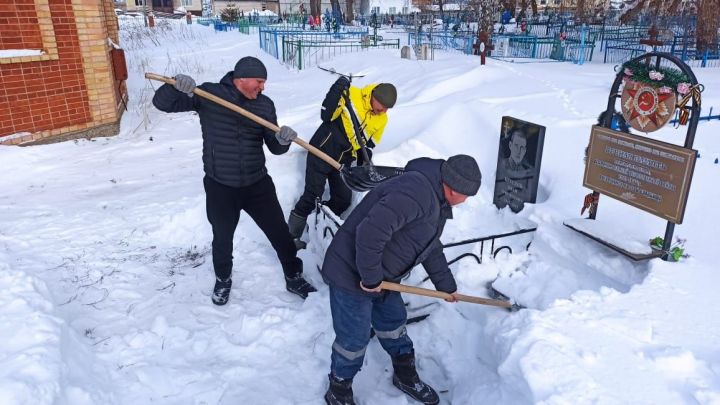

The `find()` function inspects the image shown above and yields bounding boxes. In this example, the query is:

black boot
[211,277,232,306]
[391,351,439,405]
[324,374,355,405]
[288,211,308,250]
[285,274,317,299]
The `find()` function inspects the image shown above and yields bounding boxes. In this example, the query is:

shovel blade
[340,165,405,192]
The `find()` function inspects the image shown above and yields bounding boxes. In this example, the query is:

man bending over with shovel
[152,56,316,305]
[288,76,397,250]
[320,154,482,405]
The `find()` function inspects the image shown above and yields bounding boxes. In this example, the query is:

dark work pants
[329,285,414,380]
[203,175,302,281]
[293,153,352,218]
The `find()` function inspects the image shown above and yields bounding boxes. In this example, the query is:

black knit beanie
[372,83,397,108]
[441,154,482,196]
[233,56,267,79]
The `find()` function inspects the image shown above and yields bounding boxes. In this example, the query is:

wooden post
[475,31,494,65]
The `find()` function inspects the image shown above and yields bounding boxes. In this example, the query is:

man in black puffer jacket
[321,155,482,405]
[152,56,316,305]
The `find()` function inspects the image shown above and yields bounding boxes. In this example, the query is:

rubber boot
[324,374,355,405]
[288,210,308,250]
[391,351,439,405]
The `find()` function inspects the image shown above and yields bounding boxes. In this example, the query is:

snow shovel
[144,73,401,192]
[380,281,521,310]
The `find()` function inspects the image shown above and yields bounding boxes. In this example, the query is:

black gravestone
[493,116,546,213]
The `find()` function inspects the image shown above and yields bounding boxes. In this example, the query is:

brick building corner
[0,0,128,146]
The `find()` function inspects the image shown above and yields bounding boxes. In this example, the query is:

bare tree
[518,0,528,19]
[664,0,683,15]
[574,0,586,21]
[310,0,321,19]
[467,0,502,36]
[359,0,369,15]
[330,0,340,15]
[648,0,663,11]
[507,0,518,16]
[619,0,647,24]
[697,0,720,53]
[346,0,354,21]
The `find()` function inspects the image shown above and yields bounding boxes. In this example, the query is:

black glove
[356,146,373,166]
[321,77,351,122]
[335,76,351,92]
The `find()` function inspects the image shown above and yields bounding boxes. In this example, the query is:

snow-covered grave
[2,15,720,405]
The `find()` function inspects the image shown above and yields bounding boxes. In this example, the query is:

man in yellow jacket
[288,77,397,249]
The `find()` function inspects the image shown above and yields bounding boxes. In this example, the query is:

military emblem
[621,80,675,132]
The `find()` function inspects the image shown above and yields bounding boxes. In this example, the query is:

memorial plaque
[583,125,696,224]
[493,116,546,213]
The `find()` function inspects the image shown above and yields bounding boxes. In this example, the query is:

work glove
[356,147,373,166]
[173,74,196,96]
[335,76,351,92]
[320,77,351,122]
[275,125,298,145]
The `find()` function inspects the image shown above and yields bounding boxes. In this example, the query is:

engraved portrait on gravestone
[502,129,534,173]
[494,117,546,213]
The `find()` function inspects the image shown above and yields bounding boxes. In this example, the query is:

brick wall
[0,0,126,145]
[0,0,44,50]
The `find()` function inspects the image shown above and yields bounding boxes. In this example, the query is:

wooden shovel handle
[380,281,512,309]
[144,72,342,170]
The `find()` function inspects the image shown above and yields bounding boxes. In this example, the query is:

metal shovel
[144,73,402,192]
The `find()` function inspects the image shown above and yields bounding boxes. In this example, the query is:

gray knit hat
[441,154,481,196]
[233,56,267,79]
[372,83,397,108]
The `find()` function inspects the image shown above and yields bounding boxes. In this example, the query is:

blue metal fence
[603,38,719,68]
[282,38,400,70]
[259,28,369,59]
[492,33,595,63]
[407,31,475,54]
[669,35,720,68]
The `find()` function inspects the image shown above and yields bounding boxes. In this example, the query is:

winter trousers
[292,153,352,218]
[329,285,414,380]
[203,175,302,280]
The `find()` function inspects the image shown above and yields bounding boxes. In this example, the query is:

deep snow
[1,17,720,405]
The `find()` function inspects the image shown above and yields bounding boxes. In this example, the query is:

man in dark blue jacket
[152,57,316,305]
[321,155,482,405]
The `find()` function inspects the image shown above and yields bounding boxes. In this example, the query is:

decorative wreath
[620,60,691,95]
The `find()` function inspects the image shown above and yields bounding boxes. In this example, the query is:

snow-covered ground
[1,18,720,405]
